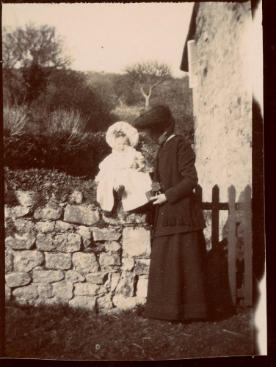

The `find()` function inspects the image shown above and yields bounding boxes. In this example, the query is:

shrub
[46,109,87,137]
[4,131,111,177]
[3,104,28,136]
[4,167,97,205]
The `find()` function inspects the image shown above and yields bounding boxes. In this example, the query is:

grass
[5,302,255,360]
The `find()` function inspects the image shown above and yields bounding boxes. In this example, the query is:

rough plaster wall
[192,2,252,207]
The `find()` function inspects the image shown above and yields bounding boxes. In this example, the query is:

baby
[95,121,152,212]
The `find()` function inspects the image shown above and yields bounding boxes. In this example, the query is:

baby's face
[114,136,129,151]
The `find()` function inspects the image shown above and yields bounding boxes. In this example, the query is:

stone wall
[5,190,151,312]
[189,2,252,242]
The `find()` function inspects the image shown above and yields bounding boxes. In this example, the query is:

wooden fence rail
[195,184,252,307]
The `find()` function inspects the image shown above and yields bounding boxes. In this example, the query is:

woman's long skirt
[144,231,208,321]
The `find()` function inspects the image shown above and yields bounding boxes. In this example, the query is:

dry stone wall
[5,190,151,313]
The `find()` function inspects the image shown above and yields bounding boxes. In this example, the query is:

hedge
[4,132,111,177]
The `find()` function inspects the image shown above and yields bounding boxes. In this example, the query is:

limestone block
[13,218,34,233]
[99,253,121,268]
[134,259,150,275]
[45,253,72,270]
[34,206,62,221]
[77,226,91,240]
[4,206,11,218]
[5,272,31,287]
[14,250,44,272]
[5,285,11,301]
[34,297,59,306]
[74,283,100,296]
[10,206,31,218]
[97,294,114,310]
[33,269,64,283]
[104,241,121,253]
[122,258,135,272]
[54,233,81,253]
[92,228,121,242]
[65,233,82,252]
[77,226,92,248]
[69,190,83,204]
[135,297,147,305]
[35,221,55,233]
[36,233,56,251]
[5,250,13,273]
[72,252,99,274]
[85,272,108,284]
[37,283,53,299]
[64,205,99,226]
[13,284,38,301]
[15,190,38,207]
[136,276,148,298]
[115,272,134,297]
[112,295,139,310]
[122,227,151,258]
[69,296,96,310]
[110,272,121,292]
[52,281,73,301]
[55,221,74,232]
[5,233,35,250]
[65,270,85,283]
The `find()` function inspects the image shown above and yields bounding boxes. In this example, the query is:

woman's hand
[150,193,167,205]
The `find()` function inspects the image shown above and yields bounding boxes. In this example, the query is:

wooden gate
[195,184,253,307]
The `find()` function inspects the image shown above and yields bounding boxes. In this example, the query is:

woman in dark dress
[134,105,208,321]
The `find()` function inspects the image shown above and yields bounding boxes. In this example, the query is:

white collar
[165,134,175,143]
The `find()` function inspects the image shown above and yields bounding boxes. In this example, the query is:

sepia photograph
[2,1,265,361]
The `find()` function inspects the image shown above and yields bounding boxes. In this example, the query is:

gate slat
[242,185,253,306]
[211,185,219,248]
[228,185,237,305]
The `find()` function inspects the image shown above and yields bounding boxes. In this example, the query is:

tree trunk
[144,94,150,109]
[140,85,152,110]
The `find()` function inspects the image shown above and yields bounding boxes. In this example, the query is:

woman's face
[141,129,160,143]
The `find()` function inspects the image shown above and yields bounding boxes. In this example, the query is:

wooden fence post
[228,185,237,305]
[211,185,219,248]
[242,185,253,306]
[195,184,202,203]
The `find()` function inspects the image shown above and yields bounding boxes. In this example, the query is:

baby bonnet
[106,121,139,149]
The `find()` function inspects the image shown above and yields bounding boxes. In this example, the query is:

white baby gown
[95,146,152,212]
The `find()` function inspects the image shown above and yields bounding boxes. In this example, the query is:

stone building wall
[191,2,252,203]
[5,190,151,312]
[187,2,253,242]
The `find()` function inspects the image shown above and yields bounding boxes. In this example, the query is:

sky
[2,2,194,77]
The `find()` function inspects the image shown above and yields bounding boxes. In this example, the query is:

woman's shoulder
[164,135,190,150]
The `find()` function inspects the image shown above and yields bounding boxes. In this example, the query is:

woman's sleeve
[165,139,198,204]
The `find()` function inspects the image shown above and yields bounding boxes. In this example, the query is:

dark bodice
[153,135,205,237]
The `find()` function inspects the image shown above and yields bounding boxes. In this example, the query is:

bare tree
[3,24,70,69]
[125,61,172,109]
[3,24,70,105]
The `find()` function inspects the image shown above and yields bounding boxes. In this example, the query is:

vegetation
[125,61,172,108]
[5,302,254,360]
[3,24,193,198]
